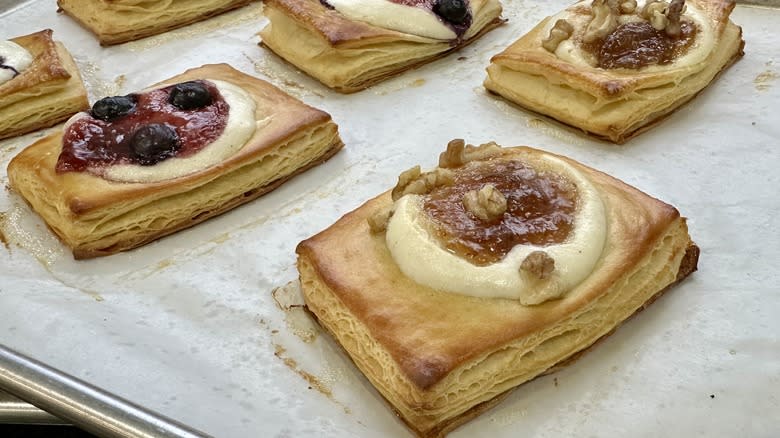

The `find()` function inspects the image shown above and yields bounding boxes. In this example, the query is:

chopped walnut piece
[542,19,574,53]
[520,251,555,280]
[439,139,466,168]
[665,0,686,37]
[640,0,687,35]
[619,0,637,14]
[368,209,393,233]
[584,0,619,43]
[462,184,507,222]
[392,165,422,201]
[391,166,455,201]
[464,141,502,162]
[642,0,669,31]
[439,139,502,168]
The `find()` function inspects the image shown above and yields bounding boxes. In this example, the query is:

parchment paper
[0,1,778,437]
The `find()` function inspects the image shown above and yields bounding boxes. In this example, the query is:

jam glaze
[56,80,229,175]
[422,159,578,266]
[583,20,699,70]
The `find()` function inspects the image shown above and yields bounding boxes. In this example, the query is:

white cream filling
[0,40,34,86]
[63,79,257,183]
[386,155,607,305]
[550,0,715,71]
[326,0,462,40]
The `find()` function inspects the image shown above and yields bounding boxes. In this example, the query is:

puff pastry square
[7,63,343,259]
[259,0,505,93]
[296,144,699,437]
[57,0,254,46]
[0,29,89,141]
[484,0,744,143]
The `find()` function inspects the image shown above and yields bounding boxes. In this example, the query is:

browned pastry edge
[56,0,254,46]
[302,242,699,438]
[68,137,343,258]
[259,17,506,94]
[486,38,745,145]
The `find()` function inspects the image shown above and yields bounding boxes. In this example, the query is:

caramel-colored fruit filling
[423,160,578,266]
[584,21,698,69]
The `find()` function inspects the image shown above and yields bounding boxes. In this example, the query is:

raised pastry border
[7,63,344,258]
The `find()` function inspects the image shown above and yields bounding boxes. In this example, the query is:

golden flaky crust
[484,0,744,143]
[7,63,344,259]
[0,30,89,140]
[260,0,505,93]
[57,0,254,46]
[296,146,699,436]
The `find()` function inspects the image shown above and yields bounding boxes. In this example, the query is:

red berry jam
[56,80,229,174]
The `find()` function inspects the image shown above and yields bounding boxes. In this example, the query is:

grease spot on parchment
[374,77,428,96]
[0,204,103,301]
[0,212,8,250]
[272,281,318,343]
[274,344,332,397]
[243,52,324,99]
[754,69,778,91]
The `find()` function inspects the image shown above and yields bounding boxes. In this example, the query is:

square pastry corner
[296,142,699,436]
[260,0,505,93]
[484,0,744,143]
[57,0,254,45]
[0,29,89,140]
[7,63,343,259]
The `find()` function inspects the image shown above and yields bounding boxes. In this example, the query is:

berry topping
[433,0,469,25]
[129,124,180,166]
[169,81,213,110]
[91,95,136,121]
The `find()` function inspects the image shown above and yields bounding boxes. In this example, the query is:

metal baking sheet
[1,0,778,437]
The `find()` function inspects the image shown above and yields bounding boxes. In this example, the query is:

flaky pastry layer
[484,0,744,143]
[57,0,253,46]
[7,63,343,258]
[0,30,88,140]
[259,0,504,93]
[296,146,699,436]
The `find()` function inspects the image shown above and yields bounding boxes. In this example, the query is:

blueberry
[91,95,136,121]
[433,0,469,25]
[129,124,180,165]
[169,81,213,110]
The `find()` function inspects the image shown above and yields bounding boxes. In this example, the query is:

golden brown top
[422,159,578,266]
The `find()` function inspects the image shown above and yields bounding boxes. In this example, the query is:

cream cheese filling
[0,41,34,86]
[326,0,464,40]
[62,79,258,183]
[550,0,715,72]
[385,155,607,305]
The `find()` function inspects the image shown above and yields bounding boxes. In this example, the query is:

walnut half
[462,184,507,222]
[542,19,574,53]
[520,251,555,280]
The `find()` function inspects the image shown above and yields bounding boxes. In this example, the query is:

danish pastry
[0,29,88,141]
[56,0,254,46]
[7,63,343,259]
[296,140,699,437]
[259,0,504,93]
[484,0,744,143]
